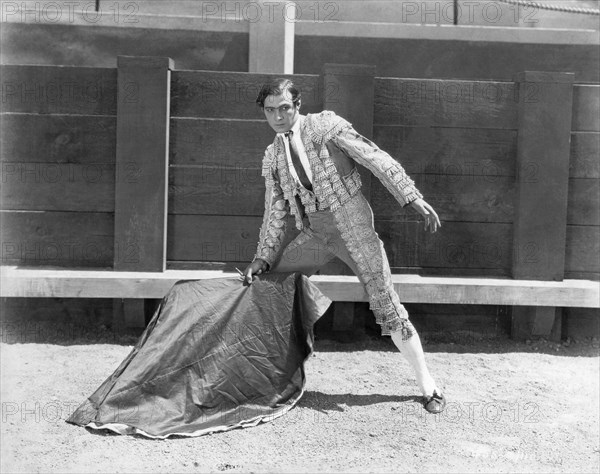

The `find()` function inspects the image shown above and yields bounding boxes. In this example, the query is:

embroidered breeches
[270,193,415,339]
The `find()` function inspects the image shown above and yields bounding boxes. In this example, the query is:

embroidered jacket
[254,110,423,267]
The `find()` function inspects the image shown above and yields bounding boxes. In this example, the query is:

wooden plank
[569,132,600,179]
[0,114,116,163]
[512,71,574,281]
[565,225,600,275]
[0,65,117,115]
[114,56,172,272]
[0,211,114,267]
[567,178,600,226]
[374,220,512,272]
[169,118,273,166]
[374,78,518,129]
[373,126,517,177]
[1,163,114,212]
[170,71,322,118]
[2,266,598,307]
[572,85,600,132]
[371,174,515,223]
[311,275,600,308]
[167,214,264,262]
[565,271,600,281]
[168,166,264,215]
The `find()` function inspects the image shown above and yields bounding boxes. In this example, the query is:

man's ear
[296,99,301,110]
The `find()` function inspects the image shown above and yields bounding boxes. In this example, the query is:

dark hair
[255,78,301,108]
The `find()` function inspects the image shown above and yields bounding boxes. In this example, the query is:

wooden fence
[1,58,598,336]
[2,60,597,276]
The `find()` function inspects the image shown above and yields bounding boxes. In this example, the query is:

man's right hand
[243,259,268,285]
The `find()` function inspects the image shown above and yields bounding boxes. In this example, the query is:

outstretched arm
[331,125,440,232]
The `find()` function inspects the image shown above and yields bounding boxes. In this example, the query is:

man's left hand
[409,198,441,233]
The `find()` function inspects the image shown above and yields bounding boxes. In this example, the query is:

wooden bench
[2,266,597,339]
[2,266,598,307]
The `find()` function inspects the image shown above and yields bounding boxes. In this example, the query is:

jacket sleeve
[329,118,423,208]
[253,147,289,268]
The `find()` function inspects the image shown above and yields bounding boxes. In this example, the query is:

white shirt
[278,115,313,186]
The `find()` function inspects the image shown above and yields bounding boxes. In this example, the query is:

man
[243,78,446,414]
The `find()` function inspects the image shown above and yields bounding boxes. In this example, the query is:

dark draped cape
[66,272,331,438]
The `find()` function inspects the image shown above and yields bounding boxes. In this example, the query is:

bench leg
[112,299,146,331]
[511,306,562,342]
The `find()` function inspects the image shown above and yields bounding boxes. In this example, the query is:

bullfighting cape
[66,272,331,438]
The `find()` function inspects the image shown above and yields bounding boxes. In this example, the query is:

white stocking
[390,325,439,397]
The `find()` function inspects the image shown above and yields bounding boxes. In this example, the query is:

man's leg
[389,324,437,396]
[270,225,337,275]
[330,194,445,411]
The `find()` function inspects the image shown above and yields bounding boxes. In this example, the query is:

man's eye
[265,108,274,113]
[282,106,290,111]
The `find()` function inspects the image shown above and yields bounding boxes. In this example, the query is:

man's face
[263,93,300,134]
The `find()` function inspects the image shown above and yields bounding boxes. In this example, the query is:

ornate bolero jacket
[253,110,423,267]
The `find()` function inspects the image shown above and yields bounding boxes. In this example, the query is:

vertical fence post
[114,55,173,272]
[321,63,376,336]
[249,1,295,73]
[112,56,173,329]
[511,71,575,340]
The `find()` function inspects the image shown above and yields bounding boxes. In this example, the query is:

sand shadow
[297,390,421,412]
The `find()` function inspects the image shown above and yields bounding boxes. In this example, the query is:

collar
[277,114,304,138]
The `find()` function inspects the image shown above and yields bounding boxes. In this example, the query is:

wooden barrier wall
[1,65,117,268]
[1,62,598,284]
[568,84,600,281]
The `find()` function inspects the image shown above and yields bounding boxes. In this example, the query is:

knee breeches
[270,193,414,338]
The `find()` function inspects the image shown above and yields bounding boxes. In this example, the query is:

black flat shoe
[423,390,446,414]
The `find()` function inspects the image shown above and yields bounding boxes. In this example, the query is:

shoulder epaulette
[305,110,352,144]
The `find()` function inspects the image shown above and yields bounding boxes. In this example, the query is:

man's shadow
[297,390,421,413]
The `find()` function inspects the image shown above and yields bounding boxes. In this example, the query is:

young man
[243,78,446,414]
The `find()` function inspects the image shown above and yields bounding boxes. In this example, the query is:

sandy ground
[1,327,599,474]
